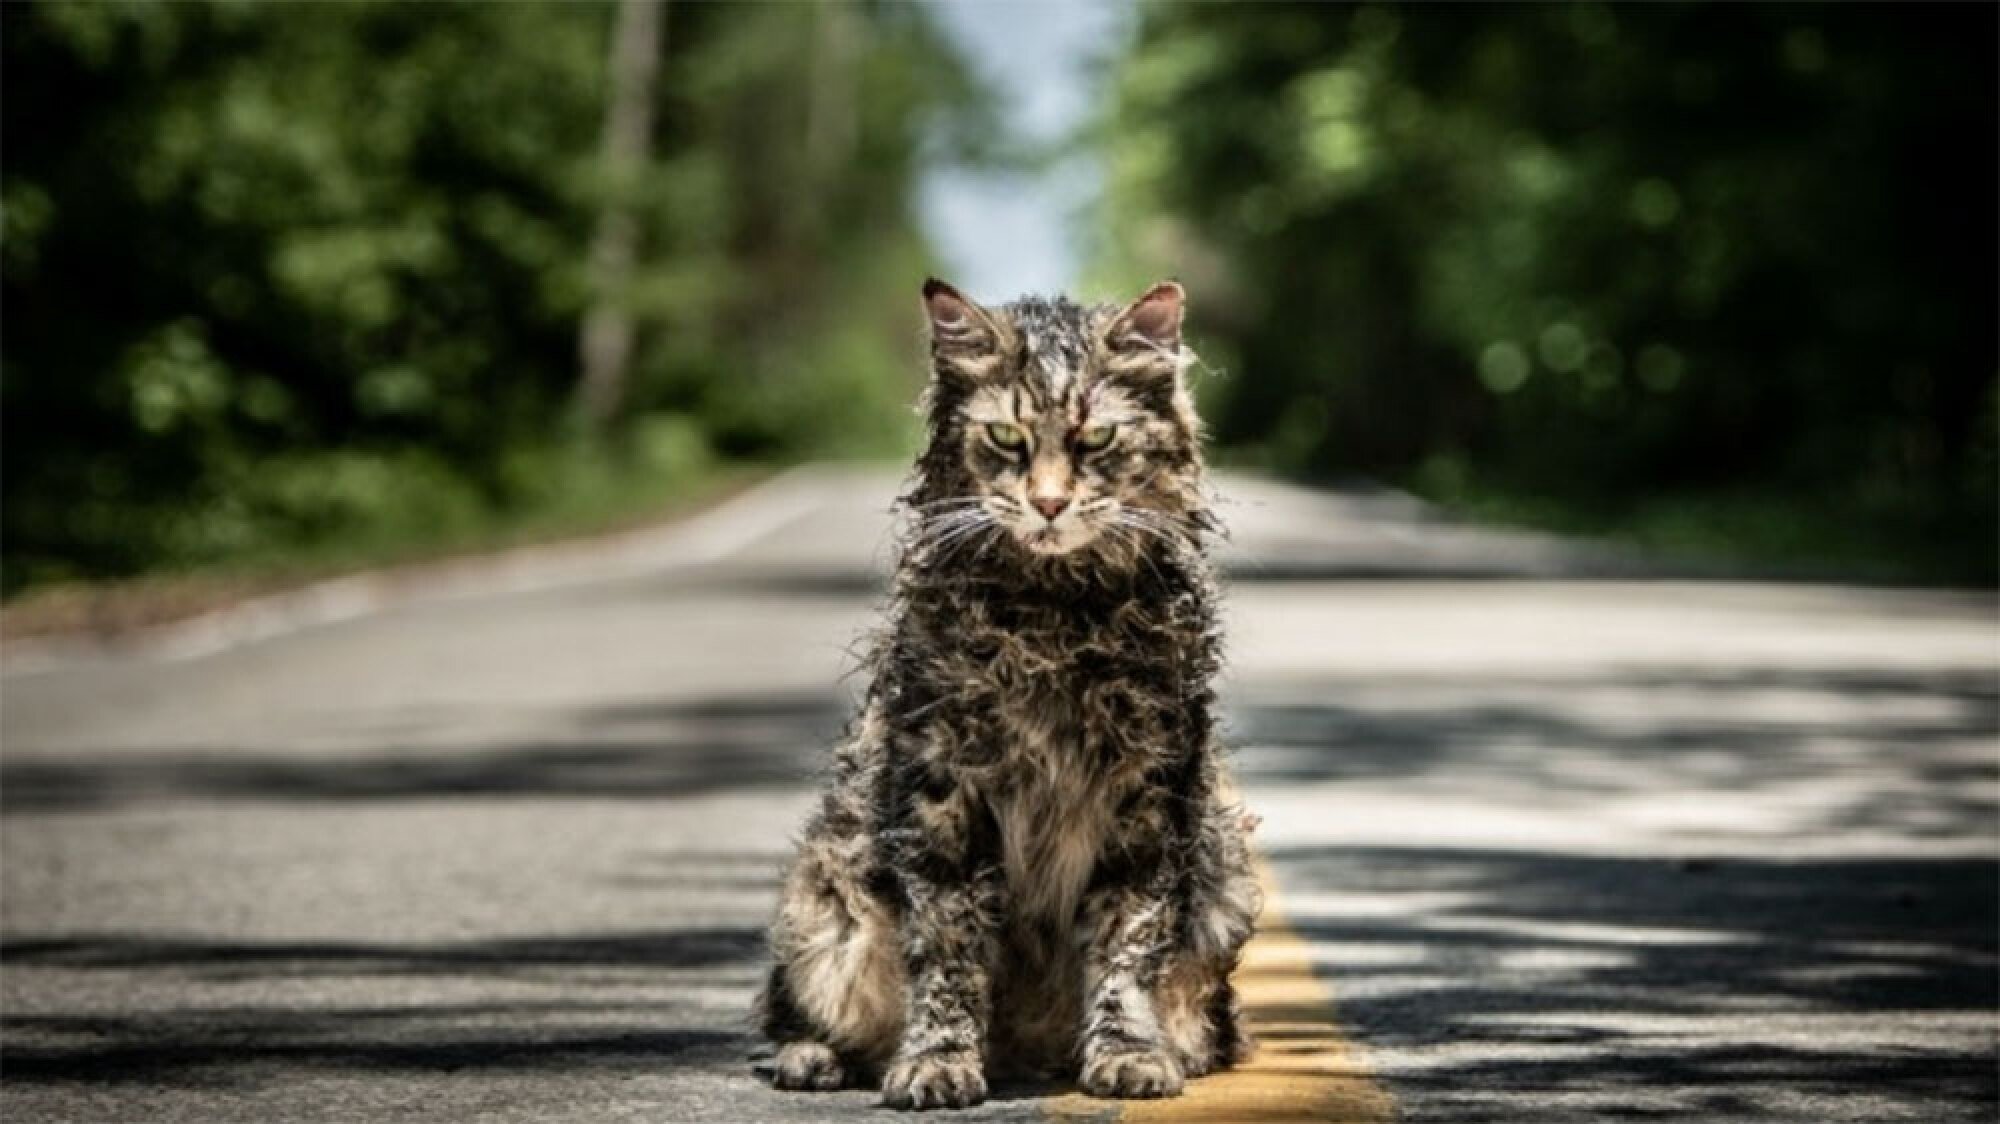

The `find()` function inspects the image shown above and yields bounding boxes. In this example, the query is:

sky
[916,0,1131,304]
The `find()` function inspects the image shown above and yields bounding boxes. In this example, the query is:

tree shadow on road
[0,690,850,812]
[1268,844,1998,1122]
[1,921,771,1091]
[12,663,1993,841]
[2,927,763,980]
[2,1008,742,1086]
[1226,660,1998,1120]
[1229,664,1999,843]
[3,659,1994,1116]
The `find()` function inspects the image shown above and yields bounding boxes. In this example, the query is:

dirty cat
[758,279,1260,1110]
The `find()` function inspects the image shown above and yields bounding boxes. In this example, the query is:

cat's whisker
[912,525,976,554]
[919,532,983,564]
[1100,520,1142,565]
[954,526,1001,566]
[1116,509,1200,551]
[906,507,986,540]
[921,509,984,530]
[1111,523,1163,548]
[927,520,986,551]
[915,512,984,533]
[1119,506,1195,532]
[971,525,1004,567]
[930,520,997,568]
[913,496,987,512]
[921,508,995,549]
[1111,513,1173,543]
[1118,520,1194,576]
[918,508,988,534]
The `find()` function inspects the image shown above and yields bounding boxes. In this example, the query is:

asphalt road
[3,467,1995,1123]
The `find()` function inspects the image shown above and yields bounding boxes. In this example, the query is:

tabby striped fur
[758,280,1259,1110]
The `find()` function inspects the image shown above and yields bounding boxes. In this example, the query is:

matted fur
[758,281,1260,1110]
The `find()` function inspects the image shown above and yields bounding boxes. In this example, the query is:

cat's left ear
[1105,280,1186,359]
[924,278,1004,354]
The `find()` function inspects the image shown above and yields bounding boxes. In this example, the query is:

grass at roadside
[1,452,771,641]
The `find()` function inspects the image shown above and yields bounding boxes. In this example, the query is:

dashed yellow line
[1048,859,1395,1123]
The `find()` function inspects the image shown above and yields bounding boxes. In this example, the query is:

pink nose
[1030,495,1070,521]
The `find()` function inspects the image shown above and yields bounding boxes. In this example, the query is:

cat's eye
[985,422,1029,451]
[1075,423,1118,452]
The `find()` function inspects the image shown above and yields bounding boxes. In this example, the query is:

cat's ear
[1120,278,1176,346]
[1102,281,1188,378]
[923,279,1005,374]
[1109,280,1184,350]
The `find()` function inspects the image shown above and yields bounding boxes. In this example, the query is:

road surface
[4,467,1995,1122]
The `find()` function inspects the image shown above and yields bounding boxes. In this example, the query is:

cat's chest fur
[958,593,1169,925]
[982,710,1113,925]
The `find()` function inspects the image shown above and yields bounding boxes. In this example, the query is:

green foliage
[1094,3,1997,581]
[2,0,986,592]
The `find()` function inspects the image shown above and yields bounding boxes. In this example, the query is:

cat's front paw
[771,1041,847,1091]
[879,1050,988,1110]
[1080,1047,1185,1099]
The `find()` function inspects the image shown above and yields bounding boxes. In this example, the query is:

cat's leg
[1076,855,1187,1099]
[877,772,1003,1110]
[1153,783,1262,1075]
[1076,887,1183,1096]
[1150,959,1251,1079]
[1075,772,1261,1097]
[761,833,905,1091]
[759,964,849,1090]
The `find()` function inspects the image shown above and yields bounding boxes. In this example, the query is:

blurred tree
[1093,2,1996,579]
[578,0,668,429]
[1,0,991,592]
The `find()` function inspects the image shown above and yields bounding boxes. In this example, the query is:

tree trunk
[577,0,665,429]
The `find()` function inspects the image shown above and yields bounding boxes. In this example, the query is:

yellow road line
[1048,858,1395,1123]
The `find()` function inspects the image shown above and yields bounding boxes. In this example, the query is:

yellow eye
[985,422,1028,450]
[1075,423,1118,452]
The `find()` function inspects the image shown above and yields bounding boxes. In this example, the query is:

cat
[756,278,1261,1110]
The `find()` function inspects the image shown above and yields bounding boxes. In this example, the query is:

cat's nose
[1030,495,1070,521]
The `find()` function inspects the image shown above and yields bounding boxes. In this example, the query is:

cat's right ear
[923,278,1005,379]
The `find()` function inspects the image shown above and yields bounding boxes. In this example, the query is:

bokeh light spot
[1538,322,1589,374]
[1479,341,1532,394]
